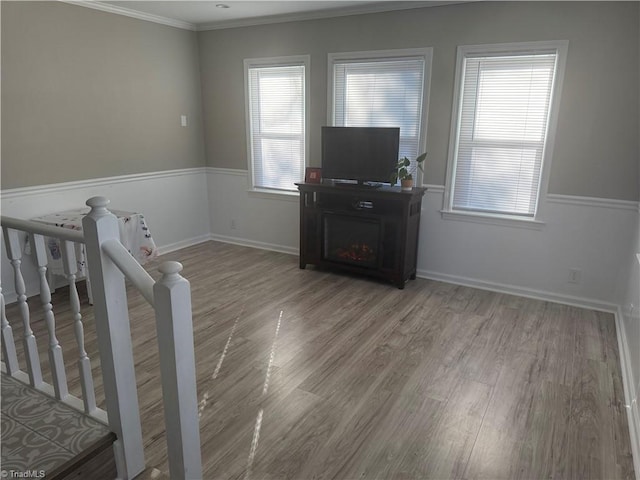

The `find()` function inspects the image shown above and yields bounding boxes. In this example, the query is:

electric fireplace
[323,214,380,268]
[296,182,426,288]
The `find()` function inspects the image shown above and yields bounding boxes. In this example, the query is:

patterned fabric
[28,208,158,275]
[1,374,112,476]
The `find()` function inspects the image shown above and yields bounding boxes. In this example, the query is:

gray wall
[198,1,639,201]
[2,1,638,200]
[1,1,206,189]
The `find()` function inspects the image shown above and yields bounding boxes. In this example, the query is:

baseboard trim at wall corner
[614,306,640,480]
[209,233,298,256]
[415,268,618,313]
[4,291,18,305]
[157,234,214,256]
[3,282,43,305]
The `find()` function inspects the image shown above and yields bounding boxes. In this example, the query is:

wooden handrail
[102,238,155,305]
[1,215,85,243]
[1,212,101,421]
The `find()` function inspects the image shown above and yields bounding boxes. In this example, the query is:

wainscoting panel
[1,168,211,301]
[419,188,637,311]
[206,168,299,255]
[615,214,640,478]
[206,169,638,310]
[617,305,640,479]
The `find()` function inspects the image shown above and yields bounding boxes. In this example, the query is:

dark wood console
[296,182,426,288]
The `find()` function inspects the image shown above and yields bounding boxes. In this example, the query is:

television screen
[321,127,400,184]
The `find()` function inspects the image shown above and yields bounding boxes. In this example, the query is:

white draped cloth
[28,208,158,275]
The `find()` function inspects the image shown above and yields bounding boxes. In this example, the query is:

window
[245,56,309,192]
[446,42,568,219]
[329,49,432,181]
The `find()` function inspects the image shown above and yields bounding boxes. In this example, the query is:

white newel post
[82,197,145,480]
[153,261,202,480]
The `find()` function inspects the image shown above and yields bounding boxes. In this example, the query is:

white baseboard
[209,233,298,256]
[169,232,622,315]
[615,307,640,480]
[417,268,618,313]
[164,235,620,315]
[157,234,213,255]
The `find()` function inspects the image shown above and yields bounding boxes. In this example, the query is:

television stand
[296,182,426,288]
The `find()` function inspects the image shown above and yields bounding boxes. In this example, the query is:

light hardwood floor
[6,241,636,479]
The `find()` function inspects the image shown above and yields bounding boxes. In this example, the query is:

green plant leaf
[415,152,427,172]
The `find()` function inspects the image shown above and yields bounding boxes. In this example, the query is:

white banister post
[61,240,97,414]
[153,261,202,480]
[31,233,68,400]
[3,228,43,387]
[82,196,145,480]
[1,285,20,375]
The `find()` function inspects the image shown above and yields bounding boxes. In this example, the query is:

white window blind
[247,62,306,191]
[451,50,558,216]
[332,56,426,177]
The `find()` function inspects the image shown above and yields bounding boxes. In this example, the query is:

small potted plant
[390,152,427,191]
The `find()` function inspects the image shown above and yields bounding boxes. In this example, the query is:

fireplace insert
[323,214,380,268]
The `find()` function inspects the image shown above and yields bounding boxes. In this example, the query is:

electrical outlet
[230,219,237,230]
[568,268,582,284]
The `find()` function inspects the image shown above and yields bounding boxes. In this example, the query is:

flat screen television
[321,126,400,185]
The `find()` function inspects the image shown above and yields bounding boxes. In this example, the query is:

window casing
[445,41,568,221]
[328,49,432,183]
[245,56,309,192]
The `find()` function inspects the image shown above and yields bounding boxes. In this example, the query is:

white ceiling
[89,1,457,30]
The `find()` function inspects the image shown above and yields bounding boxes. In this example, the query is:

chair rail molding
[546,193,639,211]
[1,168,211,303]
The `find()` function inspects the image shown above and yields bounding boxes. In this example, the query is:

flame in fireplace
[336,243,376,262]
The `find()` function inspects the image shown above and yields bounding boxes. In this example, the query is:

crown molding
[196,1,466,31]
[60,1,197,31]
[60,1,468,33]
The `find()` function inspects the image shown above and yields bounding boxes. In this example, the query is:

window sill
[247,188,299,202]
[440,209,545,230]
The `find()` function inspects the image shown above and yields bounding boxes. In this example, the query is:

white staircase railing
[1,196,202,480]
[1,218,94,413]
